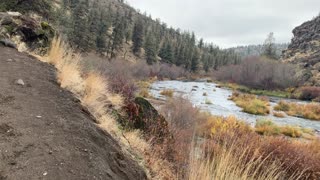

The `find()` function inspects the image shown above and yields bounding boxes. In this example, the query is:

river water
[150,80,320,131]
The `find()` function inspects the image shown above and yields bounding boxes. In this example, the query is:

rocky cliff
[0,12,54,53]
[282,15,320,85]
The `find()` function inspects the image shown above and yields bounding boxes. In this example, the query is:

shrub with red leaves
[297,86,320,101]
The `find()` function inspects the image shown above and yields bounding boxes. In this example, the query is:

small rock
[7,12,22,17]
[48,150,53,154]
[1,16,13,25]
[43,171,48,176]
[6,59,13,62]
[36,115,42,118]
[15,79,25,86]
[0,39,17,49]
[84,149,88,152]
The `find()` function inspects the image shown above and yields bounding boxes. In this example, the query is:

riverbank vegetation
[191,115,319,179]
[291,86,320,102]
[218,82,292,98]
[160,89,174,97]
[273,111,286,118]
[213,56,302,99]
[229,92,270,115]
[255,119,314,138]
[275,101,320,121]
[37,36,320,180]
[157,96,319,179]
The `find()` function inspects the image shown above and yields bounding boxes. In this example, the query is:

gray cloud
[126,0,320,48]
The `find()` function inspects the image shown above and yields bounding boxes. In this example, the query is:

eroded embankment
[0,46,146,179]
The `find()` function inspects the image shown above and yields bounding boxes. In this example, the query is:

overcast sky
[126,0,320,48]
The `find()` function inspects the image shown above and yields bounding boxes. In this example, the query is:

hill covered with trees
[229,33,288,59]
[1,0,241,73]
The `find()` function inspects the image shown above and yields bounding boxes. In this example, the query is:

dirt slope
[0,46,147,180]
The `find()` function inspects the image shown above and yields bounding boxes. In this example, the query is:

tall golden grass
[275,100,320,121]
[192,115,319,180]
[188,140,302,180]
[45,37,121,135]
[39,36,177,179]
[230,92,270,115]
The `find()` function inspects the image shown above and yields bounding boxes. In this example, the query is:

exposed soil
[0,46,147,180]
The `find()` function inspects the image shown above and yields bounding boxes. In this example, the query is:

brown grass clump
[255,119,315,138]
[255,119,281,136]
[275,100,320,121]
[57,54,84,95]
[139,88,151,98]
[194,115,320,179]
[230,92,270,115]
[188,140,294,180]
[47,36,68,66]
[273,111,286,118]
[160,89,174,97]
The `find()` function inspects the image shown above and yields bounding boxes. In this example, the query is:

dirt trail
[0,46,146,180]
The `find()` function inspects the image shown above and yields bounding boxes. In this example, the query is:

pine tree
[198,38,204,49]
[110,12,126,58]
[262,32,277,59]
[96,9,110,52]
[159,42,174,64]
[71,0,89,51]
[144,33,157,65]
[87,2,100,49]
[132,20,144,55]
[191,48,200,72]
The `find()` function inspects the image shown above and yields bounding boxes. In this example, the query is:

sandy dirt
[0,46,146,180]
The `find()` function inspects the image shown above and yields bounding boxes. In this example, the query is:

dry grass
[47,37,68,66]
[194,115,319,179]
[136,81,151,89]
[255,119,315,138]
[160,89,174,97]
[57,55,84,95]
[255,119,281,136]
[230,92,270,115]
[188,141,296,180]
[275,101,320,121]
[136,81,152,98]
[139,88,151,98]
[273,111,286,118]
[123,130,176,180]
[45,37,125,136]
[39,37,182,179]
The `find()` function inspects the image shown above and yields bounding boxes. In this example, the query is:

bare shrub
[215,56,300,90]
[296,86,320,101]
[157,63,187,80]
[160,97,208,175]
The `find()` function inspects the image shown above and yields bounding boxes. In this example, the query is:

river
[150,80,320,132]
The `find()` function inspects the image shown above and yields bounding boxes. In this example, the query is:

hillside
[0,45,146,179]
[230,43,288,59]
[0,0,242,72]
[282,15,320,85]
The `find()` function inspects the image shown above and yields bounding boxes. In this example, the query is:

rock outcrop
[0,12,54,53]
[282,15,320,85]
[116,97,172,143]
